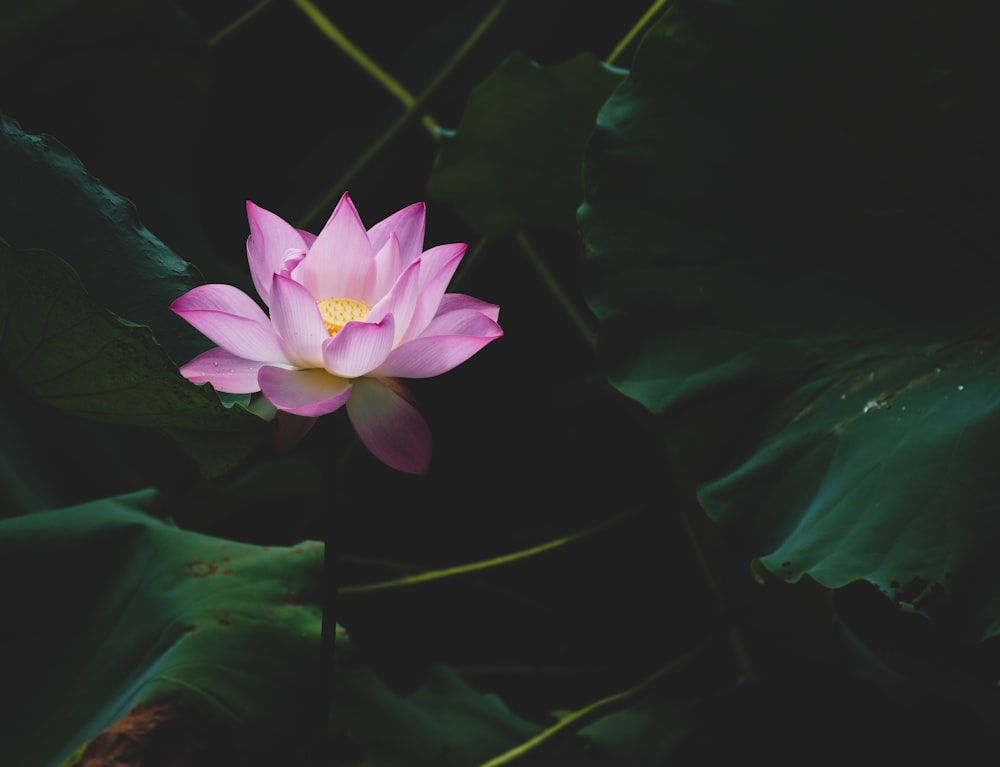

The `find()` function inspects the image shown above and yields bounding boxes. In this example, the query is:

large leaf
[429,51,625,236]
[0,113,209,365]
[578,0,1000,638]
[0,241,268,478]
[0,493,621,767]
[337,664,547,766]
[0,491,326,767]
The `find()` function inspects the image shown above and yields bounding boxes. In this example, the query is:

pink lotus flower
[171,193,502,474]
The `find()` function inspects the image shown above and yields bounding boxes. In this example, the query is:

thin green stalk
[678,509,757,683]
[312,491,338,766]
[310,437,360,764]
[340,509,636,595]
[291,0,426,116]
[340,553,423,573]
[208,0,274,47]
[514,232,597,350]
[295,0,510,228]
[476,648,700,767]
[606,0,673,66]
[449,234,490,291]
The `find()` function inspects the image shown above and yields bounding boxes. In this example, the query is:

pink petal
[365,232,401,304]
[178,347,265,393]
[436,293,501,322]
[258,365,352,417]
[402,243,467,343]
[366,202,425,269]
[367,259,421,346]
[346,377,431,474]
[297,230,318,248]
[321,314,396,379]
[376,311,502,378]
[246,201,308,305]
[269,274,328,367]
[421,305,503,336]
[296,192,373,300]
[171,284,288,362]
[278,248,307,278]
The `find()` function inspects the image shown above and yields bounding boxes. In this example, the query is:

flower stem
[678,508,757,683]
[514,232,598,351]
[291,0,428,118]
[339,508,637,595]
[606,0,674,66]
[310,438,358,764]
[207,0,274,47]
[475,647,700,767]
[311,496,338,764]
[449,234,490,292]
[295,0,510,229]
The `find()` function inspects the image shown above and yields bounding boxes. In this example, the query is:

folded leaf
[579,0,1000,639]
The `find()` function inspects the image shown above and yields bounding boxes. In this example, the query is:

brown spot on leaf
[187,560,217,578]
[283,592,300,606]
[218,613,231,627]
[73,703,174,766]
[73,701,227,766]
[222,569,234,576]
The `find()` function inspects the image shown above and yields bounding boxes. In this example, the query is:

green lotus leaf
[0,241,267,478]
[429,50,625,235]
[337,663,545,766]
[0,491,326,767]
[0,113,209,365]
[579,0,1000,638]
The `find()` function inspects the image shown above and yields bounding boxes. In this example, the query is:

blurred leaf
[0,1,247,289]
[0,241,268,478]
[0,113,211,365]
[579,0,1000,638]
[337,664,547,766]
[577,694,689,766]
[0,491,326,767]
[429,51,625,236]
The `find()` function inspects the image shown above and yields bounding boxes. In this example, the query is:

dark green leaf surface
[0,491,325,767]
[579,0,1000,638]
[429,51,625,236]
[0,242,267,477]
[338,663,544,766]
[577,695,689,766]
[0,113,209,365]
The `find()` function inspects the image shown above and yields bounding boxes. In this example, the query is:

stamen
[317,297,371,335]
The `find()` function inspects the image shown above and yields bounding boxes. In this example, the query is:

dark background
[4,0,1000,759]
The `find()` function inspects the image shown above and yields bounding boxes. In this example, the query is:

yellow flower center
[317,297,371,336]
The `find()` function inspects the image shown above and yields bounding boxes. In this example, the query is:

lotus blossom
[171,193,502,474]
